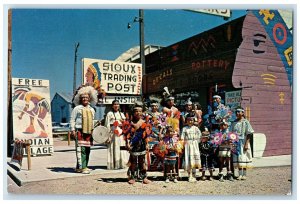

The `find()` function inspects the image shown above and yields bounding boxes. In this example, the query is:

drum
[92,126,110,144]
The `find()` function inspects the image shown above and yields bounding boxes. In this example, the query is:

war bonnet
[73,85,98,106]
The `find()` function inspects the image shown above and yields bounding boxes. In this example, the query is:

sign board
[225,90,241,108]
[186,9,231,18]
[82,58,142,95]
[12,78,54,155]
[99,95,142,104]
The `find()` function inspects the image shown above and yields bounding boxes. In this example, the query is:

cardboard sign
[12,78,54,155]
[82,58,143,95]
[225,90,241,108]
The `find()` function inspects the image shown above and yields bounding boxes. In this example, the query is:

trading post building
[143,10,292,157]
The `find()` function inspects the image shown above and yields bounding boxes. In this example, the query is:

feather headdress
[149,95,161,106]
[162,86,175,100]
[73,85,98,106]
[185,97,193,105]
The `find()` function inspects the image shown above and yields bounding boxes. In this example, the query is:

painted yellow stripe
[245,106,250,122]
[248,106,250,122]
[261,74,277,78]
[264,81,275,85]
[263,78,276,82]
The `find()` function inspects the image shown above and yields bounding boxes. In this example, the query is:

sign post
[25,141,31,170]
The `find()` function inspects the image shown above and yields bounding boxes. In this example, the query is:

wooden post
[7,9,13,157]
[25,141,31,170]
[68,131,71,146]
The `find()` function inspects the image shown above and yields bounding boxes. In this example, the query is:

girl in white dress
[180,115,201,182]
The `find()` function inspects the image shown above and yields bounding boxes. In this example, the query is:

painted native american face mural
[232,10,292,156]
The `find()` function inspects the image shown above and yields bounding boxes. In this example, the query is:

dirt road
[7,166,292,197]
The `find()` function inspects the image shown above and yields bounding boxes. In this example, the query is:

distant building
[115,44,163,62]
[51,92,73,123]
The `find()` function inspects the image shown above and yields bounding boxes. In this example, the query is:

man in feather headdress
[70,85,97,174]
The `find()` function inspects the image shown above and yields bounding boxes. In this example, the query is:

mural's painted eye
[253,39,265,47]
[253,34,267,54]
[253,34,266,46]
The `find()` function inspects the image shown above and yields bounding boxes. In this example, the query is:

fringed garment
[230,118,254,169]
[180,125,201,170]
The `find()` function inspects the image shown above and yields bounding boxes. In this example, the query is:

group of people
[69,85,254,185]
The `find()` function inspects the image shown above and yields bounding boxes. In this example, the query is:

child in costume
[218,120,234,182]
[148,101,164,141]
[125,102,151,185]
[199,129,214,181]
[180,115,201,182]
[230,107,254,180]
[163,126,179,183]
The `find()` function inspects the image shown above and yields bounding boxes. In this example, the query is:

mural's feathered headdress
[12,86,31,102]
[73,85,98,106]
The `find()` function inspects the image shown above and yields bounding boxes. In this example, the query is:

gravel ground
[7,166,292,197]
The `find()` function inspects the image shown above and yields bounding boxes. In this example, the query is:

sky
[11,9,247,100]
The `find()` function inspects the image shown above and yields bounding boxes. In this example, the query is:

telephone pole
[127,9,146,94]
[139,9,145,76]
[73,42,80,94]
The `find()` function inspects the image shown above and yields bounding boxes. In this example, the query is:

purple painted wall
[232,12,292,156]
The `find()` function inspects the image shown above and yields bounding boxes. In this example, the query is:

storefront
[143,10,293,157]
[144,15,244,112]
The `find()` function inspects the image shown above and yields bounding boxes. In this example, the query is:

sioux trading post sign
[82,58,143,95]
[12,78,54,155]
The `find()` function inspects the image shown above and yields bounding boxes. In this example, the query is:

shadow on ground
[47,165,107,173]
[97,175,188,183]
